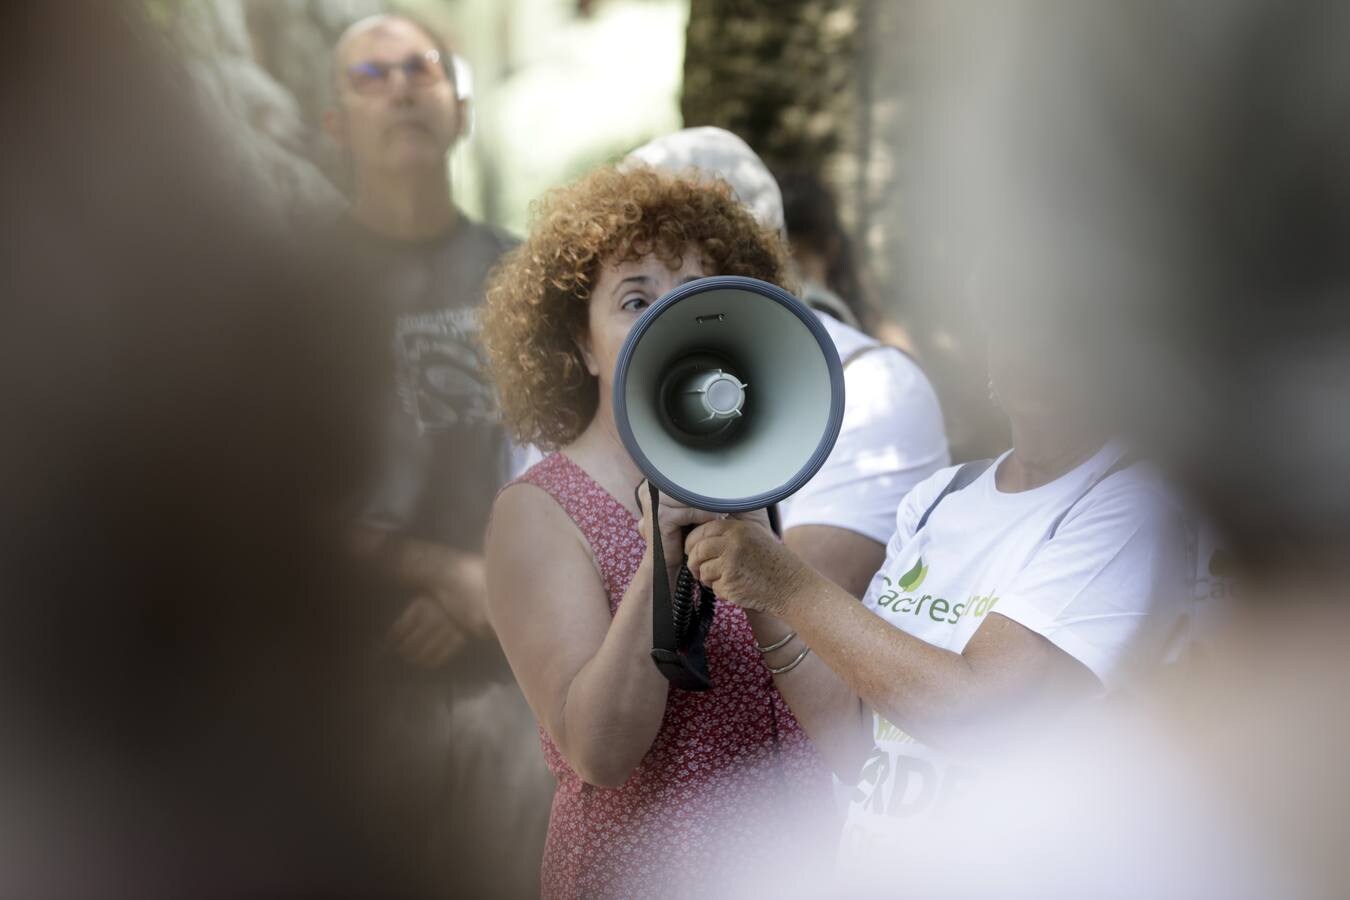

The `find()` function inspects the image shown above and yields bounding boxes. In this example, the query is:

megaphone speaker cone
[613,276,844,513]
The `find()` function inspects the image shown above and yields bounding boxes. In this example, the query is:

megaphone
[614,275,845,512]
[613,275,844,690]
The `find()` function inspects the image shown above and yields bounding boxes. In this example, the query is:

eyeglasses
[346,49,446,95]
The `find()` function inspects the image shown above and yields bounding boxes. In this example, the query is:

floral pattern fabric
[513,453,836,899]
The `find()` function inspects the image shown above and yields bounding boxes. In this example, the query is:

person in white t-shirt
[680,287,1194,864]
[626,127,950,597]
[775,311,949,594]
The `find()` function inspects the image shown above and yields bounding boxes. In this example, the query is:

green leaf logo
[897,556,928,592]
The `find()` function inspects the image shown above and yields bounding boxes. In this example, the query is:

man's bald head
[331,14,455,93]
[323,13,463,185]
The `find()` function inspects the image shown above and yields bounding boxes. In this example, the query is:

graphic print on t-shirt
[896,556,928,592]
[849,551,1006,822]
[395,306,496,432]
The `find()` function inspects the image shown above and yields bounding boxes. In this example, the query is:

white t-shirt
[839,442,1193,859]
[778,313,950,545]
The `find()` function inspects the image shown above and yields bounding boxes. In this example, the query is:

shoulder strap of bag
[1045,450,1142,540]
[841,342,917,371]
[915,459,994,533]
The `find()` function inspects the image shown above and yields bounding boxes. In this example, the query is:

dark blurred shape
[0,2,423,896]
[901,5,1350,893]
[921,0,1350,569]
[1097,0,1350,571]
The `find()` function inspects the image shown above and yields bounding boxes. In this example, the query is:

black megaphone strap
[645,480,714,692]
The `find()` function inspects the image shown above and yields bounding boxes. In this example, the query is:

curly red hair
[481,164,794,450]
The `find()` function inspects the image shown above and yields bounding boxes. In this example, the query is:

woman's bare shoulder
[488,480,578,553]
[486,480,605,595]
[486,479,613,689]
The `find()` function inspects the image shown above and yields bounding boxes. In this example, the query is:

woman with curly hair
[481,165,837,898]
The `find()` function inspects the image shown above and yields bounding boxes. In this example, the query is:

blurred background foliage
[141,0,1005,460]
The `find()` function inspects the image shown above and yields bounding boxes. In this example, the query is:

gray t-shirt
[343,212,517,552]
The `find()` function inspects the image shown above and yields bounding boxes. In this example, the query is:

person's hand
[730,506,773,536]
[684,518,812,616]
[414,552,490,639]
[635,481,718,570]
[353,526,491,648]
[386,593,468,669]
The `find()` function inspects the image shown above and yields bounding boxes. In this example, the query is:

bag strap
[840,342,916,371]
[1045,450,1141,540]
[915,459,994,533]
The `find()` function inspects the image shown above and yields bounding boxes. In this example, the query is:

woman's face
[580,250,709,426]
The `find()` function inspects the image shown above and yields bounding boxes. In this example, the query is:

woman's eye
[621,296,649,312]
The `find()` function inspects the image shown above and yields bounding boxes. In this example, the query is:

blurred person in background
[322,13,549,897]
[874,0,1350,895]
[0,2,424,896]
[629,127,950,601]
[480,165,839,899]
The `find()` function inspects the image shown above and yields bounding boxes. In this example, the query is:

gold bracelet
[757,631,797,654]
[767,646,811,675]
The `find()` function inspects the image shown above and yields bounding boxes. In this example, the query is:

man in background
[324,15,550,897]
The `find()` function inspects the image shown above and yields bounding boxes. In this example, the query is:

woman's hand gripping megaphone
[685,515,812,619]
[634,480,719,577]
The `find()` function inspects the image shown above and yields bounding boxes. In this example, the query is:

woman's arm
[743,607,874,779]
[686,520,1098,755]
[783,524,887,600]
[721,512,872,780]
[486,482,712,788]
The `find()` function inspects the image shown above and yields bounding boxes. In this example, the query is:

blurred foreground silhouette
[0,3,432,896]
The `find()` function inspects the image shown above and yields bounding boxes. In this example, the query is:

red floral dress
[511,453,836,899]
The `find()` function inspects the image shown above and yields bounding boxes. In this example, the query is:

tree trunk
[681,0,862,206]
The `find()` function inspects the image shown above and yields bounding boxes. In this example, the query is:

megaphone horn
[614,275,845,514]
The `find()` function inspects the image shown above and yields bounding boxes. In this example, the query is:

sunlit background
[154,0,1011,462]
